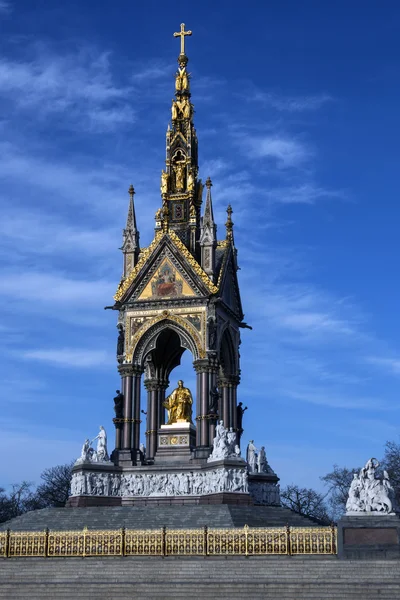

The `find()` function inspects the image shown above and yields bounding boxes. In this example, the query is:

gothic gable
[114,231,218,304]
[137,256,197,301]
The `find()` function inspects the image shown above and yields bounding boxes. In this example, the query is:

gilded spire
[158,23,201,255]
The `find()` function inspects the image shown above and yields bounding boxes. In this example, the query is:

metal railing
[0,525,337,558]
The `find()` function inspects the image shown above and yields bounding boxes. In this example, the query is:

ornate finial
[162,205,170,232]
[225,205,234,239]
[128,184,135,197]
[205,177,212,189]
[173,23,192,59]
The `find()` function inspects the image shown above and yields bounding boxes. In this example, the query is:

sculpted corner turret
[121,185,140,278]
[200,177,217,279]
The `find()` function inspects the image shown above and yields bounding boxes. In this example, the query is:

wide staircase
[0,556,399,599]
[0,505,320,531]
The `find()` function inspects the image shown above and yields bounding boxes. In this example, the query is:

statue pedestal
[338,514,400,559]
[155,423,196,463]
[248,472,281,506]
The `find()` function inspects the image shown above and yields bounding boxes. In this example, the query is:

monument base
[155,422,196,463]
[338,514,400,559]
[67,458,264,507]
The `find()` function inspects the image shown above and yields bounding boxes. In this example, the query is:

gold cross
[173,23,192,55]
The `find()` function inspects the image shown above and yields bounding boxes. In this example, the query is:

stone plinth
[248,472,280,506]
[338,514,400,559]
[155,422,196,463]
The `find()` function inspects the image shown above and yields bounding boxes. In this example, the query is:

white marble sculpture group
[75,426,111,465]
[246,440,274,475]
[71,423,281,504]
[71,467,248,497]
[207,420,241,462]
[346,458,396,515]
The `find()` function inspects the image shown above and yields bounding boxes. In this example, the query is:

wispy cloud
[0,49,134,131]
[0,210,118,257]
[0,1,11,13]
[241,134,311,168]
[365,356,400,376]
[253,91,333,112]
[21,348,113,368]
[0,272,114,306]
[266,183,346,205]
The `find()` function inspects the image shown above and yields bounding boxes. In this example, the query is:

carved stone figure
[70,466,250,498]
[187,169,195,191]
[237,402,248,430]
[91,426,109,462]
[113,390,124,419]
[183,97,191,119]
[161,170,169,195]
[80,439,93,462]
[163,380,193,424]
[257,446,271,474]
[171,100,178,120]
[345,458,395,515]
[246,440,257,473]
[175,67,189,92]
[139,443,146,458]
[174,164,185,190]
[248,481,280,506]
[208,318,217,349]
[116,324,124,356]
[208,421,241,462]
[208,386,220,415]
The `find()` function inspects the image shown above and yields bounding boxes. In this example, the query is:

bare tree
[0,482,36,523]
[34,462,74,508]
[280,484,330,523]
[381,440,400,506]
[321,464,359,521]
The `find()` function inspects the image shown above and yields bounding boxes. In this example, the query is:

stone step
[1,558,399,600]
[0,505,320,532]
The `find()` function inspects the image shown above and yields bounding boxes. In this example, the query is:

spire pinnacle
[122,184,140,276]
[204,177,214,225]
[225,205,234,240]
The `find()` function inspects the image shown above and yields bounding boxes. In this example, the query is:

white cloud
[0,1,11,13]
[0,49,134,131]
[244,135,311,168]
[365,356,400,376]
[266,183,345,205]
[254,92,333,112]
[21,348,113,368]
[0,210,118,257]
[0,272,115,306]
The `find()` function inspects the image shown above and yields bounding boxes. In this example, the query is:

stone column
[131,366,143,454]
[144,380,159,461]
[218,375,240,432]
[194,359,218,449]
[219,379,231,428]
[229,375,240,435]
[157,380,168,429]
[118,364,133,449]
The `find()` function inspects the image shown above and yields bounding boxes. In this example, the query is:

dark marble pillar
[194,359,219,449]
[144,380,159,460]
[118,364,133,449]
[131,366,143,453]
[157,381,168,429]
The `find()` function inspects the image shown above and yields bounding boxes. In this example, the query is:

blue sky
[1,0,400,492]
